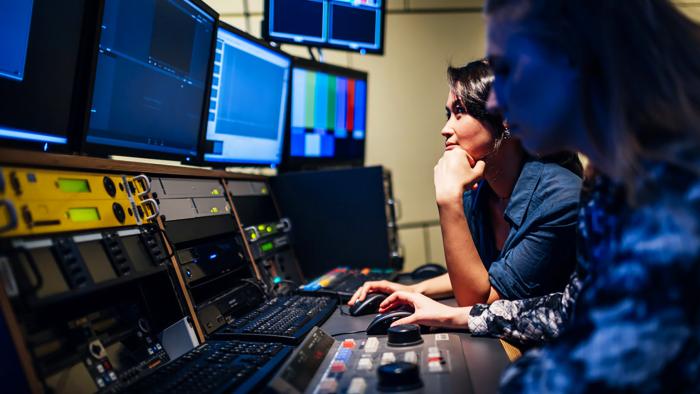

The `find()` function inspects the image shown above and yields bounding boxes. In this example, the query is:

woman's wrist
[409,282,426,295]
[446,307,471,328]
[436,192,464,207]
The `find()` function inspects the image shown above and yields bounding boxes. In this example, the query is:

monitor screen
[84,0,217,160]
[285,58,367,168]
[264,0,385,55]
[202,22,290,166]
[0,0,96,151]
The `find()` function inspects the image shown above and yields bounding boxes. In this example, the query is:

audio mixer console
[267,325,473,394]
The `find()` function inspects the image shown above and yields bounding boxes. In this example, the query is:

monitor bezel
[262,0,386,56]
[279,56,368,172]
[80,0,219,162]
[193,20,293,169]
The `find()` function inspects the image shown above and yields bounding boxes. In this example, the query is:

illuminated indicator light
[266,226,273,233]
[250,232,257,240]
[273,276,282,284]
[57,178,91,193]
[211,189,220,195]
[261,187,268,194]
[258,224,265,231]
[185,269,192,278]
[210,207,219,213]
[261,242,274,252]
[67,207,100,222]
[209,253,217,260]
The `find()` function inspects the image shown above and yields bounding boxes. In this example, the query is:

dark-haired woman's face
[442,91,495,160]
[485,19,584,155]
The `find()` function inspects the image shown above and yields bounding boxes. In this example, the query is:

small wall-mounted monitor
[83,0,218,161]
[264,0,385,55]
[0,0,98,152]
[201,21,291,167]
[281,57,367,171]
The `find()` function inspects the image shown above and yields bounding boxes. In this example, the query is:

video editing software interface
[289,61,367,162]
[203,23,290,166]
[266,0,384,54]
[85,0,216,159]
[0,0,92,148]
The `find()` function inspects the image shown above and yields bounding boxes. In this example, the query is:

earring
[503,126,511,140]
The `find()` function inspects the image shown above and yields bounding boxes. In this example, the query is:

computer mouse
[349,293,388,316]
[366,307,414,335]
[410,263,447,281]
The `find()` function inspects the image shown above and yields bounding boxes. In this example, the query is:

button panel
[312,334,457,393]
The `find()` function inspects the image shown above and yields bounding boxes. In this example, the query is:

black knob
[387,324,423,347]
[103,176,116,197]
[377,362,423,392]
[113,202,126,223]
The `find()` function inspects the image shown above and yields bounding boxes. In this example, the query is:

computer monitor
[264,0,385,55]
[83,0,218,161]
[201,22,291,167]
[281,57,367,171]
[0,0,98,152]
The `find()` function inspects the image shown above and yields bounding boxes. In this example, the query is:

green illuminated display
[261,242,274,252]
[67,207,100,222]
[57,178,91,193]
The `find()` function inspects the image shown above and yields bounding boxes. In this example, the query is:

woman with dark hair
[383,0,700,391]
[349,60,583,313]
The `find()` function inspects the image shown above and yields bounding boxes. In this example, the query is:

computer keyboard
[116,341,291,394]
[212,294,337,344]
[300,267,397,300]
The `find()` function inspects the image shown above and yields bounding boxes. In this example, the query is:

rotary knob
[377,361,423,392]
[387,324,423,347]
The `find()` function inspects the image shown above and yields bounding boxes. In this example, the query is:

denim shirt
[463,158,582,299]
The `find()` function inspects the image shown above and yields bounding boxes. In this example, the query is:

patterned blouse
[494,161,700,392]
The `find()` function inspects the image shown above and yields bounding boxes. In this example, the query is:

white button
[97,364,105,373]
[357,358,373,370]
[428,361,443,373]
[348,377,367,394]
[403,351,418,364]
[108,371,117,381]
[364,337,379,353]
[380,352,396,365]
[97,378,105,388]
[319,378,338,392]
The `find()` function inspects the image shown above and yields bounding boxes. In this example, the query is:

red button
[331,361,346,373]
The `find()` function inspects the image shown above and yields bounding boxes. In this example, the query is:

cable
[242,278,267,298]
[331,330,366,337]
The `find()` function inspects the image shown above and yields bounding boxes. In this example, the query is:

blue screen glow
[267,0,383,53]
[86,0,215,158]
[0,0,34,81]
[203,25,290,166]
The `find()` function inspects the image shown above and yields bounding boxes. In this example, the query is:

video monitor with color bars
[281,57,367,171]
[0,0,99,152]
[264,0,385,55]
[83,0,218,161]
[201,21,291,167]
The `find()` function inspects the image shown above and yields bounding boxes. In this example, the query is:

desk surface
[319,298,513,394]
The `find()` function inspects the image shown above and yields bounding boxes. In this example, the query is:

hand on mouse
[434,147,485,206]
[378,291,471,329]
[348,280,416,306]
